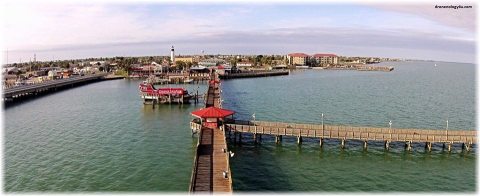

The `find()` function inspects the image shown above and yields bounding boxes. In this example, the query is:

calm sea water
[4,61,476,192]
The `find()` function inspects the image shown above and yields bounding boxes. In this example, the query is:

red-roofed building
[313,53,338,65]
[287,53,309,66]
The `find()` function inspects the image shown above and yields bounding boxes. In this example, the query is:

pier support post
[384,140,390,150]
[425,142,432,152]
[253,133,257,143]
[275,135,281,144]
[443,142,453,152]
[363,140,368,150]
[462,142,472,152]
[341,138,346,149]
[297,136,302,145]
[405,141,412,151]
[319,138,324,148]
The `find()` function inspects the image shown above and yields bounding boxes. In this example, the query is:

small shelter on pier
[191,106,235,128]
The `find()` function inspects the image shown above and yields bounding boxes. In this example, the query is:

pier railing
[226,120,476,144]
[189,127,203,192]
[3,73,108,99]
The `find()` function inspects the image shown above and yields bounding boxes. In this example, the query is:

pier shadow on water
[228,133,297,192]
[227,134,476,192]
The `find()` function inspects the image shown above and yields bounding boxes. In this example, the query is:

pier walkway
[224,120,476,151]
[3,73,108,100]
[189,73,232,193]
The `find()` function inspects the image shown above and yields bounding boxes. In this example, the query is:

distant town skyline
[1,1,476,63]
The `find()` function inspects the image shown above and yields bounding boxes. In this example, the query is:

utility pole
[446,119,449,140]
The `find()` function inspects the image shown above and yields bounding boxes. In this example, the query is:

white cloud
[1,2,236,51]
[1,2,475,64]
[369,3,476,32]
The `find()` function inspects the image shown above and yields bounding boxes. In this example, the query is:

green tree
[186,61,193,69]
[175,61,186,69]
[230,58,237,66]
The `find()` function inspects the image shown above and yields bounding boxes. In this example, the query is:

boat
[139,81,192,104]
[435,63,437,67]
[184,78,194,83]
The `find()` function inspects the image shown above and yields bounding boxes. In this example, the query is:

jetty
[219,70,289,79]
[189,73,233,192]
[324,65,394,72]
[3,73,108,102]
[223,120,475,151]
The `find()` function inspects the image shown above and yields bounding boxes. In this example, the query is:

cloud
[1,2,236,51]
[369,3,476,32]
[1,2,476,63]
[8,25,474,63]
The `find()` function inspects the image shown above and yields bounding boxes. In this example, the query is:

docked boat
[184,78,194,83]
[139,81,193,104]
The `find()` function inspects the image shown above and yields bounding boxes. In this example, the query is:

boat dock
[3,73,108,102]
[189,73,232,193]
[219,70,289,79]
[224,120,476,151]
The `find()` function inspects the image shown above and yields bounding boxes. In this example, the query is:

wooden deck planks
[190,73,232,193]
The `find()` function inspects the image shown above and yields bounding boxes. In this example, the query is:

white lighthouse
[170,45,175,64]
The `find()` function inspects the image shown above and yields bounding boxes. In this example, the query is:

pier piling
[384,140,390,150]
[275,135,281,144]
[297,136,302,145]
[405,141,412,151]
[425,142,432,152]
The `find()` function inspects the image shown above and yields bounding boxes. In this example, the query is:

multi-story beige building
[313,54,338,65]
[287,53,309,66]
[175,57,194,63]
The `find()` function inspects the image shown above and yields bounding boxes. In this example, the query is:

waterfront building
[190,65,209,73]
[3,74,17,88]
[236,62,253,70]
[129,62,166,77]
[176,57,195,63]
[287,53,309,66]
[2,67,18,75]
[89,61,106,66]
[199,59,225,67]
[313,53,338,66]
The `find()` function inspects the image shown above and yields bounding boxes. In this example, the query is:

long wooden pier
[3,73,108,101]
[224,120,476,151]
[189,73,232,192]
[187,70,476,192]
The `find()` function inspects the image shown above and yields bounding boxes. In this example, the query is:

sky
[0,0,477,63]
